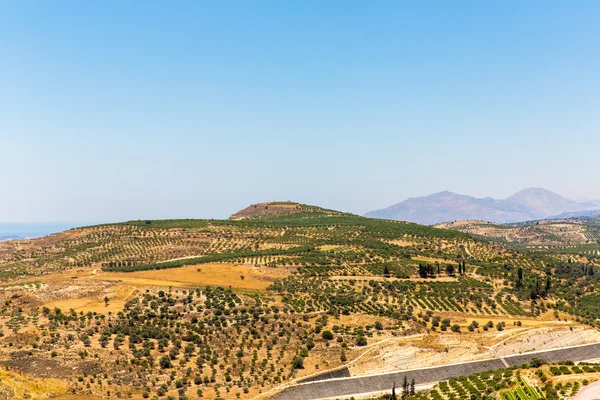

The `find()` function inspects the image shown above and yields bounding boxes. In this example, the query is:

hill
[1,202,600,400]
[366,188,593,225]
[228,201,345,220]
[435,217,600,251]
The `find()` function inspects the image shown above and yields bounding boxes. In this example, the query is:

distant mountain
[0,235,20,242]
[365,191,538,225]
[580,199,600,208]
[365,188,595,225]
[506,188,586,217]
[0,223,81,241]
[550,209,600,219]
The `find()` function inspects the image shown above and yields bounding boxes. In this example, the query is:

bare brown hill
[228,201,344,220]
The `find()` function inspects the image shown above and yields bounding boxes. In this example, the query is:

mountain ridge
[365,188,594,225]
[550,209,600,219]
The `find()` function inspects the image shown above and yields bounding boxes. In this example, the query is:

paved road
[570,379,600,399]
[272,342,600,400]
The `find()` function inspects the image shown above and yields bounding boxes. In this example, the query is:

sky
[1,1,599,223]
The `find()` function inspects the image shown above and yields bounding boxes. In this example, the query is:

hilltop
[507,187,590,217]
[366,188,594,225]
[228,201,345,220]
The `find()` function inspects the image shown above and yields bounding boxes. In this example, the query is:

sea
[0,222,86,241]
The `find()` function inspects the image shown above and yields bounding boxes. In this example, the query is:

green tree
[321,330,334,340]
[159,355,172,369]
[516,266,523,288]
[291,355,304,370]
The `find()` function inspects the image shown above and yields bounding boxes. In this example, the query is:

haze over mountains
[0,223,81,242]
[365,188,600,225]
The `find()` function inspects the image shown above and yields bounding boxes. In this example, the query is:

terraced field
[436,217,600,251]
[1,202,600,399]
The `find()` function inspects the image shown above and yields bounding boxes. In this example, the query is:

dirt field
[94,263,291,291]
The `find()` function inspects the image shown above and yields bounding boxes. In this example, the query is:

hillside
[366,188,593,225]
[1,203,600,399]
[436,217,600,251]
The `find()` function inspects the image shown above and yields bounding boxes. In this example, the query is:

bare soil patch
[95,263,290,291]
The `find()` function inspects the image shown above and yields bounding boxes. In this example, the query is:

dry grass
[388,239,417,247]
[34,263,292,313]
[0,367,68,399]
[94,263,290,290]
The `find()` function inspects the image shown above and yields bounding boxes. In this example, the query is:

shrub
[322,330,334,340]
[291,356,304,370]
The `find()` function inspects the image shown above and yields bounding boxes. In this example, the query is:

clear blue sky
[2,1,599,222]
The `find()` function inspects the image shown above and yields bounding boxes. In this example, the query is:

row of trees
[417,261,466,278]
[390,376,416,399]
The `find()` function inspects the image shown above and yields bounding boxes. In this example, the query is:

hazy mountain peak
[365,190,537,225]
[506,188,586,217]
[508,187,559,199]
[425,191,473,200]
[434,190,459,196]
[365,187,593,225]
